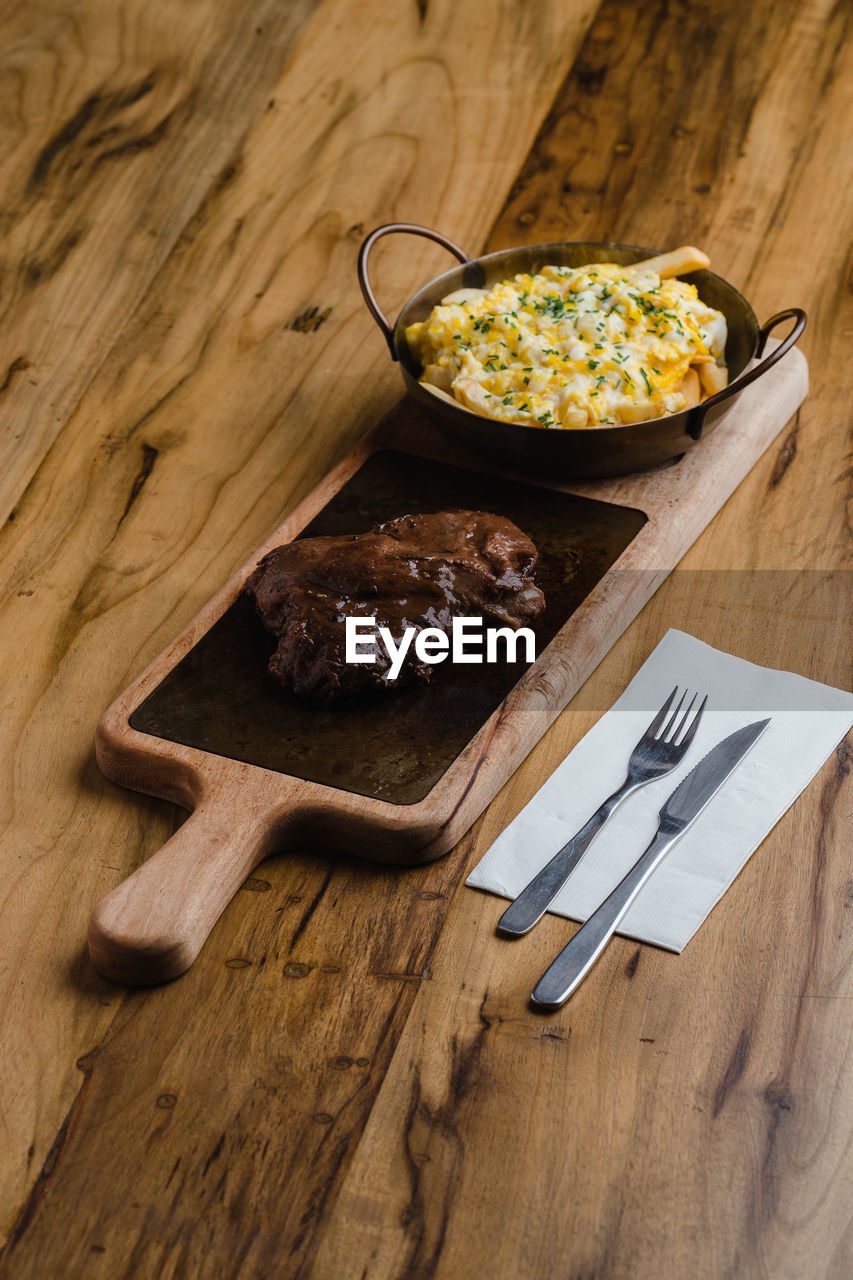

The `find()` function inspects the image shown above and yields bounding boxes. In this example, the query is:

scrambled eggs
[405,262,728,429]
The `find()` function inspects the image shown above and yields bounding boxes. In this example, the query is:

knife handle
[531,824,679,1007]
[497,778,637,937]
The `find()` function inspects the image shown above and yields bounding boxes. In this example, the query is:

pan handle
[358,222,469,360]
[685,307,806,441]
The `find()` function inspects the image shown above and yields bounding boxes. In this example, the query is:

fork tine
[672,692,697,742]
[661,690,688,740]
[644,687,678,740]
[678,693,708,749]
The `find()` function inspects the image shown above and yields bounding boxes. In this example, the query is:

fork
[496,687,708,937]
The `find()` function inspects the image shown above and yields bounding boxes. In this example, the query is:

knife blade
[658,718,769,831]
[530,717,771,1008]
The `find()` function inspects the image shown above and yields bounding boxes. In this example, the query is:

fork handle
[496,779,638,937]
[530,826,678,1007]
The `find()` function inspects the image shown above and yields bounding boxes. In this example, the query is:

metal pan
[358,222,806,479]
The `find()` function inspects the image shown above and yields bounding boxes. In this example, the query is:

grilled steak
[244,509,545,705]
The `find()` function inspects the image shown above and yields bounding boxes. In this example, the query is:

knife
[530,718,771,1009]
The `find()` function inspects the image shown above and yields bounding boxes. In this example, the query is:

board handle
[88,791,284,985]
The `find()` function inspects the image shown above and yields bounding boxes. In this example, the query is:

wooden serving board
[89,342,807,986]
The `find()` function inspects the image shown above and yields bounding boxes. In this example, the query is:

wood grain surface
[0,0,849,1277]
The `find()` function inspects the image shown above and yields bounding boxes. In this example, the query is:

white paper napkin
[466,629,853,952]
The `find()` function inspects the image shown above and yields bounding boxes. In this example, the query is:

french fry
[561,404,590,428]
[452,376,497,417]
[627,245,711,278]
[697,362,728,396]
[617,399,664,423]
[440,287,487,305]
[452,377,532,426]
[421,382,463,410]
[678,367,701,408]
[423,363,453,391]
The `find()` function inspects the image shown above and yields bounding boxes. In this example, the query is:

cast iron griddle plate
[130,451,646,804]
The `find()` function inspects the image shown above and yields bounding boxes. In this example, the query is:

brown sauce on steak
[243,510,545,705]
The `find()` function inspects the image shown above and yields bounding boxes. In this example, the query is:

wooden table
[1,2,850,1276]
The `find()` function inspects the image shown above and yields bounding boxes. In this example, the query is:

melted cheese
[405,262,727,429]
